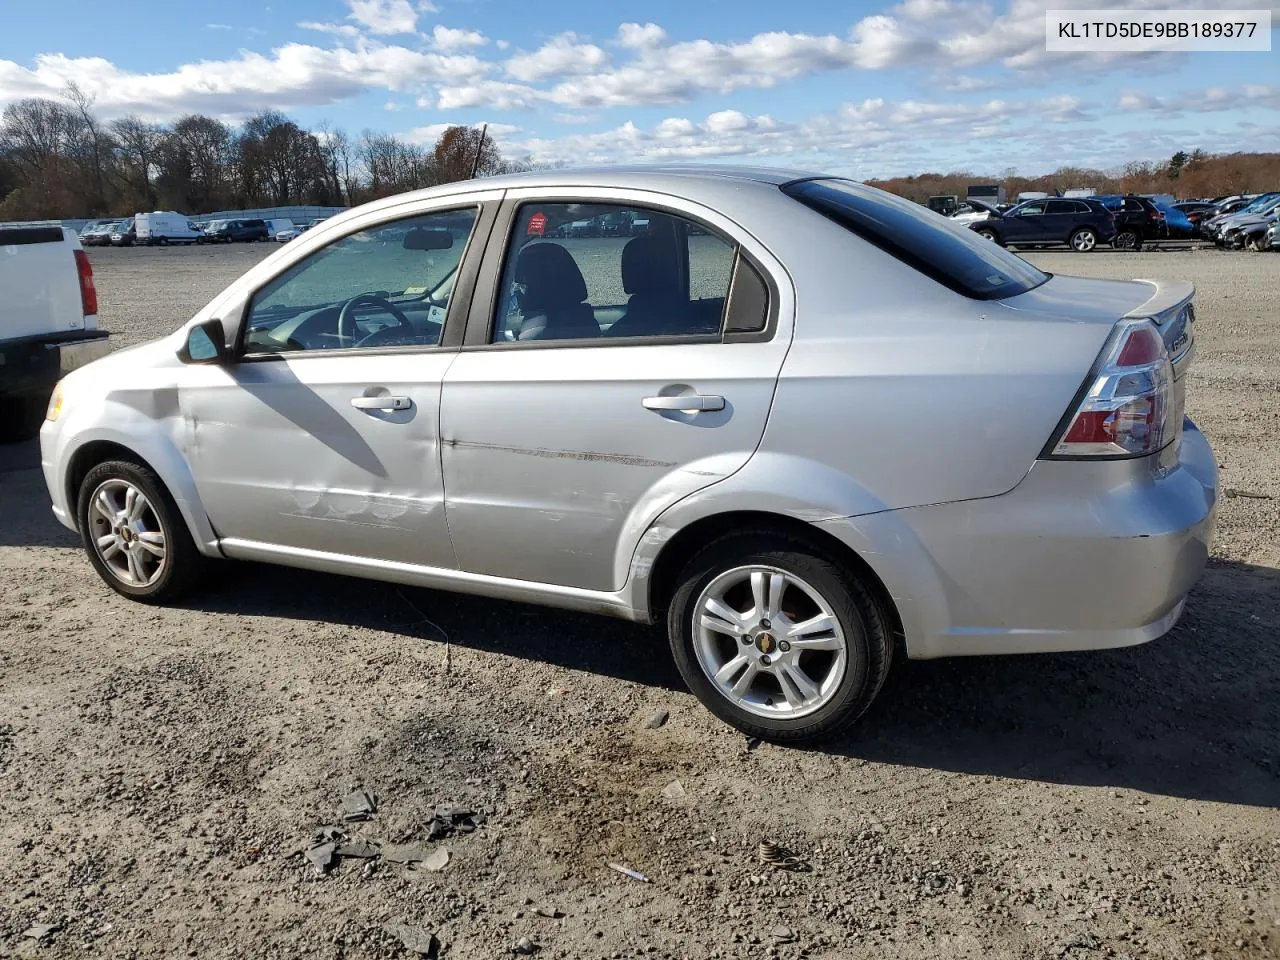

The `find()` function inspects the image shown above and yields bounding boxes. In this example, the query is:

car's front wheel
[975,227,1000,244]
[77,459,204,603]
[1070,227,1098,252]
[667,532,893,742]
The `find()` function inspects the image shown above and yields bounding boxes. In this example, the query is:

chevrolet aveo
[41,167,1217,742]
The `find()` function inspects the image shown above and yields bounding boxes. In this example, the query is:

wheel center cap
[756,633,776,655]
[120,527,134,544]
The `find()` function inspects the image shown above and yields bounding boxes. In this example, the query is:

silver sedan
[39,166,1216,741]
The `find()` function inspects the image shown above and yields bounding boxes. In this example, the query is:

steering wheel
[337,293,411,344]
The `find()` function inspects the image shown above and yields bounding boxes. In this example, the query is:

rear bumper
[818,418,1217,659]
[0,331,112,398]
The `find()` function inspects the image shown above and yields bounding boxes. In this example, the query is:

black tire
[975,227,1001,244]
[76,458,205,603]
[1113,230,1140,251]
[667,531,894,743]
[1069,227,1098,252]
[0,395,47,443]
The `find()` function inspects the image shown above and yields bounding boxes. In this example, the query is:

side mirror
[403,227,453,251]
[178,318,229,365]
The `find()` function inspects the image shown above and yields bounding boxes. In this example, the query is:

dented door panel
[440,340,787,592]
[180,352,458,568]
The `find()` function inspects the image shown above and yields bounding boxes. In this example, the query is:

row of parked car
[79,214,329,247]
[1195,192,1280,251]
[948,192,1279,252]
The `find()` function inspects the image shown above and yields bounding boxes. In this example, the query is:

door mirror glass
[180,319,228,364]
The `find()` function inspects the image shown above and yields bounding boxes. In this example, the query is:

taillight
[1047,319,1173,458]
[74,249,98,317]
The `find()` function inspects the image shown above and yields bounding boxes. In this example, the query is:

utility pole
[470,124,488,180]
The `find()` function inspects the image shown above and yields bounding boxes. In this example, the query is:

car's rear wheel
[975,227,1000,244]
[77,459,204,603]
[1246,234,1265,252]
[1070,227,1098,252]
[1113,229,1141,251]
[667,532,893,742]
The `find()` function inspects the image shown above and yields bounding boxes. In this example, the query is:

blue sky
[2,0,1277,177]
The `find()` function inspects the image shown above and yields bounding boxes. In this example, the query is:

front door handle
[642,394,725,413]
[351,395,412,411]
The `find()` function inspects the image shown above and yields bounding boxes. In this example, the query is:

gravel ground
[0,242,1277,960]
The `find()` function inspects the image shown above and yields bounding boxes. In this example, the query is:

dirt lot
[1,242,1277,960]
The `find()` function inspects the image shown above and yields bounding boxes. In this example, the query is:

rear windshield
[781,178,1049,300]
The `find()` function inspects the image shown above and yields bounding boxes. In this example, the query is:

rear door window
[782,178,1048,300]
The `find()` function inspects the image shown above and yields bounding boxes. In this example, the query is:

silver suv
[40,167,1216,741]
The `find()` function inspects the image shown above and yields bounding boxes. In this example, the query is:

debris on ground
[660,779,687,800]
[644,709,669,729]
[342,788,377,821]
[1053,933,1102,957]
[382,845,432,865]
[534,906,564,919]
[23,923,60,941]
[422,847,450,872]
[305,842,336,874]
[1224,487,1272,499]
[758,840,810,871]
[426,803,480,840]
[335,838,379,859]
[512,936,539,955]
[771,925,796,944]
[607,862,650,883]
[383,922,440,957]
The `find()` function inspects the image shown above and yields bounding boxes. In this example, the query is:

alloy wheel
[692,565,848,720]
[87,479,168,587]
[1071,229,1097,252]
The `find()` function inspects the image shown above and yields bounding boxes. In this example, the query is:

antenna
[470,124,488,179]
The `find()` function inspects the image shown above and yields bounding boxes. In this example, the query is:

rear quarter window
[781,178,1048,301]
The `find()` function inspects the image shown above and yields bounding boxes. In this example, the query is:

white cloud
[298,20,362,38]
[430,25,488,51]
[345,0,424,36]
[0,45,488,121]
[551,112,597,125]
[617,22,668,50]
[403,120,521,146]
[1118,84,1280,114]
[205,23,233,31]
[504,33,608,82]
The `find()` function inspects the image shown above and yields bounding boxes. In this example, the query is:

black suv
[1108,196,1166,250]
[205,219,269,243]
[969,198,1117,252]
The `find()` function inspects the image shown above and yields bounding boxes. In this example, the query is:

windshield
[783,178,1048,300]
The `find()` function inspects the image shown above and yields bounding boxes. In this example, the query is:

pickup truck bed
[0,222,111,441]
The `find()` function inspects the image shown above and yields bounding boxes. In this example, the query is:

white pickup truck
[0,222,112,442]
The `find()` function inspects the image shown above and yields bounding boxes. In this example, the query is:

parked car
[948,199,999,225]
[136,211,202,246]
[1264,221,1280,251]
[265,218,296,240]
[1173,201,1217,236]
[1218,197,1280,249]
[969,197,1117,251]
[0,221,110,441]
[1202,193,1280,244]
[203,219,270,243]
[1095,195,1165,250]
[1234,213,1278,251]
[38,167,1214,742]
[109,218,138,246]
[79,222,118,247]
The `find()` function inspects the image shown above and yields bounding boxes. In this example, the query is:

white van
[265,218,296,240]
[135,212,201,246]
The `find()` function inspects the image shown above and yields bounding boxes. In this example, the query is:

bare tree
[110,115,163,208]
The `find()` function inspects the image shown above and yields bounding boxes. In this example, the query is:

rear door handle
[642,394,725,413]
[351,395,412,411]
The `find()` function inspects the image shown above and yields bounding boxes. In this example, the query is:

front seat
[513,243,599,341]
[606,235,684,338]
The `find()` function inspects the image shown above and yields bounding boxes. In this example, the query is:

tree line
[867,149,1280,205]
[0,83,526,221]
